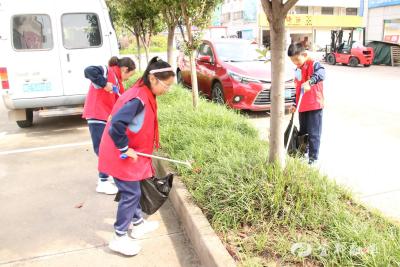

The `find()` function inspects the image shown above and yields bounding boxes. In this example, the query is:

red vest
[295,59,324,112]
[98,82,159,181]
[82,66,124,121]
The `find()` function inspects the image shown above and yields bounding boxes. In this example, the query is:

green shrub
[120,35,167,55]
[122,75,400,266]
[157,86,400,266]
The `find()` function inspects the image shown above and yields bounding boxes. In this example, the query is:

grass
[120,35,167,55]
[124,76,400,266]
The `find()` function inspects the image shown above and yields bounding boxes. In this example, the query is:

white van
[0,0,119,127]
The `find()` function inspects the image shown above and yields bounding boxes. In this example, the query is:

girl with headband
[98,57,175,256]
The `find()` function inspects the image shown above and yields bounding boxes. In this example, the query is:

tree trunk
[181,2,199,109]
[138,23,150,64]
[189,51,199,108]
[135,33,142,72]
[144,44,150,64]
[268,16,286,166]
[167,25,175,65]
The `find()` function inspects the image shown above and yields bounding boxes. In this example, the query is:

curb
[154,159,236,267]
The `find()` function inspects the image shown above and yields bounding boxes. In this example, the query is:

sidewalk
[0,143,201,267]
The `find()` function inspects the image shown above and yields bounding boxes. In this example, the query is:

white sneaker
[109,234,141,256]
[109,177,116,184]
[96,180,118,195]
[130,220,159,239]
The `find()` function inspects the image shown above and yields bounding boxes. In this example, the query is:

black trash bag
[114,173,174,215]
[140,173,174,215]
[284,113,309,157]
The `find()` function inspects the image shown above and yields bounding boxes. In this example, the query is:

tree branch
[261,0,273,23]
[283,0,299,15]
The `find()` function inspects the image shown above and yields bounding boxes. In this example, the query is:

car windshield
[214,42,264,62]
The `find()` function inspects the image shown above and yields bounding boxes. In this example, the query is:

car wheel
[327,53,336,65]
[16,109,33,128]
[364,64,371,67]
[177,69,183,84]
[349,57,359,67]
[211,82,225,105]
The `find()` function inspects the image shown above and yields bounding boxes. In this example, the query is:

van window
[12,14,53,50]
[62,13,102,49]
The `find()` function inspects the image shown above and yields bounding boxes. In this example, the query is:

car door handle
[66,53,70,62]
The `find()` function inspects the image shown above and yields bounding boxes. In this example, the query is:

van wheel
[211,82,225,105]
[349,57,359,67]
[16,109,33,128]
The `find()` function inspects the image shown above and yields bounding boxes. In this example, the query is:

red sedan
[176,39,296,111]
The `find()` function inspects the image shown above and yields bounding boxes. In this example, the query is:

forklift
[325,28,374,67]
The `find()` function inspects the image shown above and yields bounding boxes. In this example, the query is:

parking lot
[0,104,199,266]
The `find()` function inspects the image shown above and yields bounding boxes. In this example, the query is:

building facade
[366,0,400,44]
[258,0,364,50]
[219,0,258,39]
[216,0,365,51]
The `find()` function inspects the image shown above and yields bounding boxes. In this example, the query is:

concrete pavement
[0,109,201,266]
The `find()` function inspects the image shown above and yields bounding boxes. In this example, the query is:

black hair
[142,57,175,88]
[287,43,306,57]
[108,56,136,71]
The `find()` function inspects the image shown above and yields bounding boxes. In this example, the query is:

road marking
[0,141,92,155]
[361,189,400,199]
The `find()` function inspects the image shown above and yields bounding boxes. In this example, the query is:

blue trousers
[114,178,143,235]
[299,109,323,160]
[88,122,109,179]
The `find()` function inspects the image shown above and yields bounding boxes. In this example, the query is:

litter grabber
[120,152,192,168]
[285,87,306,154]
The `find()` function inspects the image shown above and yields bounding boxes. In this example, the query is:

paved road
[249,64,400,221]
[0,103,200,266]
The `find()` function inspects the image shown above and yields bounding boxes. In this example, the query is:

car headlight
[228,71,242,82]
[228,71,259,84]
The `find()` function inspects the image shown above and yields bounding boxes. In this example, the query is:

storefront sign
[259,14,362,28]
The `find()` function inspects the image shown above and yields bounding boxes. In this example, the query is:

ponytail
[108,56,119,67]
[108,56,136,71]
[142,57,175,88]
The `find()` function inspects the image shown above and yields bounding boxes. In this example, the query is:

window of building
[12,14,53,50]
[295,6,309,15]
[62,13,102,49]
[346,8,358,16]
[222,13,231,23]
[233,11,244,20]
[321,7,334,15]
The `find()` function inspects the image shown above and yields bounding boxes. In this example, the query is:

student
[98,57,175,256]
[288,43,326,165]
[83,56,136,194]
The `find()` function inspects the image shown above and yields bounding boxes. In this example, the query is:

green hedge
[156,86,400,266]
[120,35,168,55]
[123,74,400,266]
